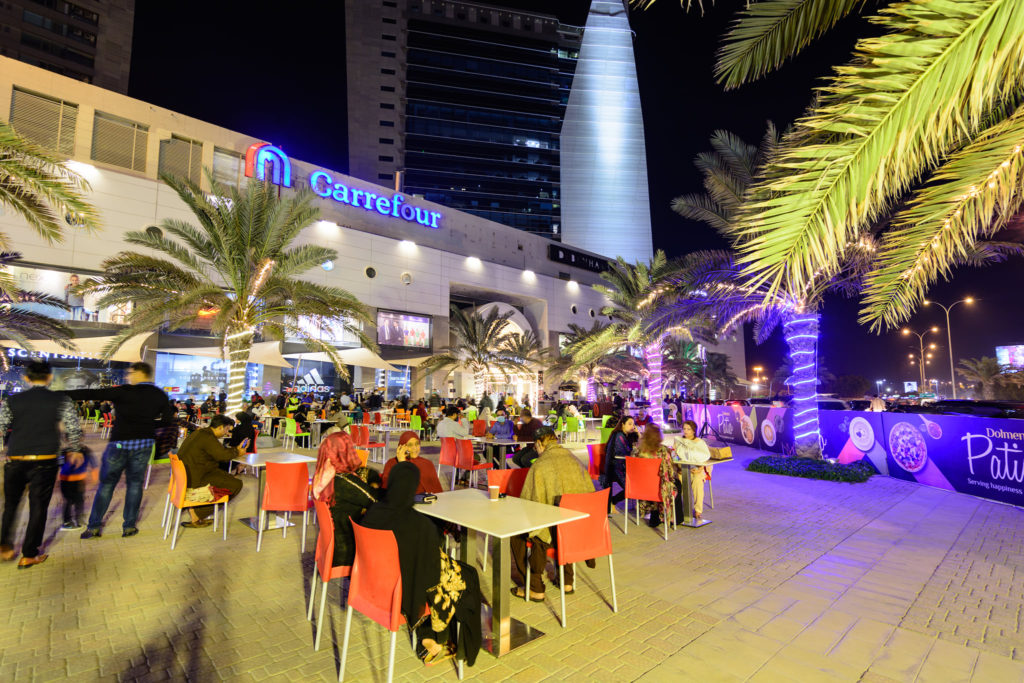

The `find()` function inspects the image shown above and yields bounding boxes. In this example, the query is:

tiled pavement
[2,432,1024,682]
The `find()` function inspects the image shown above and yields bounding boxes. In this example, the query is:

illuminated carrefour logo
[242,144,442,229]
[244,143,292,187]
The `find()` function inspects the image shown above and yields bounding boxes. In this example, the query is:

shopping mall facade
[0,56,744,400]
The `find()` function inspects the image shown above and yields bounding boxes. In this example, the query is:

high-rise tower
[559,0,653,263]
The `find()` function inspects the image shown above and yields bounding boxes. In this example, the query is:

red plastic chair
[587,443,606,484]
[456,438,491,488]
[164,457,229,550]
[100,412,114,439]
[437,437,459,489]
[354,425,386,463]
[307,500,352,651]
[624,457,673,540]
[257,462,312,552]
[554,488,617,627]
[340,521,406,683]
[487,467,529,498]
[373,412,382,425]
[471,419,487,437]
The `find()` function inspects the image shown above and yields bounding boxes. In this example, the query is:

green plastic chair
[410,414,424,439]
[284,418,310,449]
[599,427,613,444]
[601,415,612,428]
[144,443,170,490]
[566,416,580,442]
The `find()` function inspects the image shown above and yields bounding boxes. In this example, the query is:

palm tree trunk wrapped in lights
[644,341,665,427]
[784,314,821,457]
[585,375,597,402]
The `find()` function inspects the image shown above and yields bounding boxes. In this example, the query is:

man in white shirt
[869,395,886,412]
[435,406,468,440]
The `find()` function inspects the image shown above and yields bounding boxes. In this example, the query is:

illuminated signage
[548,245,608,273]
[242,143,442,228]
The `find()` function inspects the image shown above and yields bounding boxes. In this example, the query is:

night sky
[129,0,1024,391]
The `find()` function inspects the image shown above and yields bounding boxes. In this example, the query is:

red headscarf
[312,430,363,504]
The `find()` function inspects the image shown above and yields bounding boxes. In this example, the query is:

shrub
[747,456,875,483]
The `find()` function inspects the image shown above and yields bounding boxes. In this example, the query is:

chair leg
[316,577,329,651]
[170,508,182,550]
[623,499,629,535]
[482,534,488,572]
[307,562,318,621]
[257,510,265,552]
[708,480,714,509]
[222,501,228,540]
[386,630,397,683]
[559,564,567,628]
[161,493,170,529]
[608,555,618,612]
[338,604,353,679]
[283,511,289,539]
[144,462,152,490]
[301,510,308,551]
[213,502,218,532]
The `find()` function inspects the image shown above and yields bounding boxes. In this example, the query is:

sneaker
[61,521,84,531]
[80,528,102,539]
[122,527,139,538]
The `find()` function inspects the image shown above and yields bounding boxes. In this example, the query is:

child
[59,445,95,530]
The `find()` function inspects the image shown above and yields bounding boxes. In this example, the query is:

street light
[876,379,884,395]
[922,296,974,399]
[902,326,940,388]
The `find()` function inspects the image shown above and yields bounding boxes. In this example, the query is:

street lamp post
[902,326,939,390]
[923,297,974,399]
[876,379,884,395]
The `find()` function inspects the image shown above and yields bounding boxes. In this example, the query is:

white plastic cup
[488,485,500,501]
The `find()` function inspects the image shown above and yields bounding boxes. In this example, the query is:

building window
[66,1,99,25]
[383,0,397,6]
[212,147,244,188]
[380,103,395,110]
[378,173,394,181]
[22,9,97,46]
[382,17,397,24]
[379,138,394,144]
[381,34,397,41]
[158,134,202,184]
[380,120,395,127]
[381,67,396,75]
[9,86,77,155]
[91,111,147,172]
[378,155,394,162]
[380,85,395,92]
[381,51,396,58]
[20,31,94,67]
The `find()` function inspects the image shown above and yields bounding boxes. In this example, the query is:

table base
[481,608,545,656]
[237,515,296,532]
[678,517,712,528]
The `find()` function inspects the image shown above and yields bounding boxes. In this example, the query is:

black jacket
[66,383,173,442]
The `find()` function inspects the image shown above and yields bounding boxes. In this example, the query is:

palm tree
[550,322,644,401]
[80,174,374,415]
[0,251,73,368]
[498,329,548,406]
[1,119,98,245]
[419,305,532,400]
[958,357,1003,400]
[706,0,1024,331]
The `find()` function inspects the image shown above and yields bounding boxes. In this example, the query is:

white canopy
[157,340,294,368]
[0,333,154,363]
[284,347,400,372]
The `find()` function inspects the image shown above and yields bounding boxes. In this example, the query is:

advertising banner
[753,405,795,455]
[377,310,431,349]
[155,353,260,399]
[820,410,888,475]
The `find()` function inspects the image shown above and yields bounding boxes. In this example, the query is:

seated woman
[382,431,443,494]
[671,419,712,521]
[632,424,682,528]
[603,416,636,507]
[361,462,481,667]
[312,425,380,566]
[486,408,514,440]
[227,412,257,455]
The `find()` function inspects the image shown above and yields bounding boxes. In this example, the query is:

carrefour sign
[244,143,442,229]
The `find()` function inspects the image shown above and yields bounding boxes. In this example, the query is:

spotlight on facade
[567,280,579,292]
[466,256,482,269]
[399,240,417,253]
[522,269,536,282]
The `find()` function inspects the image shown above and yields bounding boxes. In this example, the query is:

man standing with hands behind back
[0,361,83,568]
[66,362,173,539]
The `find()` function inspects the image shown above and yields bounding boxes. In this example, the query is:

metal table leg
[678,466,711,528]
[481,536,544,656]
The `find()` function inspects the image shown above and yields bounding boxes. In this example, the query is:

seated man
[510,427,594,600]
[511,407,543,467]
[435,406,468,440]
[177,415,245,526]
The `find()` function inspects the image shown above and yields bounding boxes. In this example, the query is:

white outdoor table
[581,417,602,440]
[310,419,333,446]
[232,451,316,531]
[415,488,587,657]
[673,455,733,528]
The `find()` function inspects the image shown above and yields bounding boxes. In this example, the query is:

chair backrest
[284,418,297,437]
[455,439,477,468]
[599,427,613,444]
[410,414,422,430]
[103,412,114,427]
[252,428,260,454]
[601,415,612,428]
[373,412,382,424]
[355,449,369,468]
[313,500,352,582]
[624,456,662,503]
[587,443,606,480]
[506,467,529,497]
[439,437,458,467]
[169,458,190,507]
[556,488,613,564]
[471,419,487,437]
[487,468,512,493]
[352,425,368,447]
[567,416,580,432]
[262,461,311,512]
[349,521,405,631]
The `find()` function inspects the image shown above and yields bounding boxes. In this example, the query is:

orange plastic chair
[437,437,459,489]
[308,500,352,651]
[456,438,491,488]
[164,457,229,550]
[587,443,606,483]
[257,461,312,552]
[160,452,180,530]
[340,521,406,683]
[471,419,487,437]
[624,456,673,540]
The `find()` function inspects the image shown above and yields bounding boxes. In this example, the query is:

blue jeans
[87,442,153,530]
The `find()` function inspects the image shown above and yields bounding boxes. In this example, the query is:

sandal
[510,586,545,602]
[181,520,213,528]
[422,644,454,667]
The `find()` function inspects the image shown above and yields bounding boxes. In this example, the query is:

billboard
[996,345,1024,369]
[154,352,260,399]
[377,310,431,349]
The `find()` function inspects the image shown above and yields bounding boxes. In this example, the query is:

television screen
[996,345,1024,369]
[377,310,431,349]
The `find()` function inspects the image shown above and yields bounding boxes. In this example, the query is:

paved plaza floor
[2,431,1023,682]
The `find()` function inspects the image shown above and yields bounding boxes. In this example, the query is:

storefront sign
[244,143,443,228]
